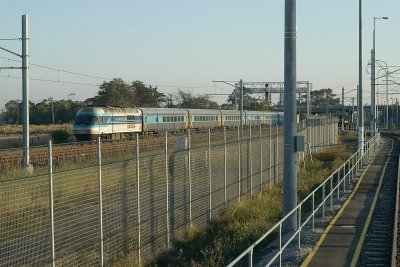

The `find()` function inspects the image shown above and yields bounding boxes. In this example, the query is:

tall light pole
[358,0,364,150]
[397,98,399,127]
[385,69,389,128]
[283,0,297,231]
[22,15,30,168]
[391,98,394,127]
[341,87,345,131]
[371,16,388,134]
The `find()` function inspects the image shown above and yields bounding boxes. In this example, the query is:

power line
[0,55,112,81]
[0,74,99,87]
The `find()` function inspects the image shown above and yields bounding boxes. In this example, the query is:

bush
[51,129,69,144]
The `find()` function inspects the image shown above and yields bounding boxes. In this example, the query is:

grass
[144,134,355,267]
[0,124,341,266]
[0,124,72,137]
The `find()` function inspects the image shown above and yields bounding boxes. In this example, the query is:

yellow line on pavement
[301,141,384,267]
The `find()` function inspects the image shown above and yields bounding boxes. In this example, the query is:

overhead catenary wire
[0,55,222,92]
[0,55,112,81]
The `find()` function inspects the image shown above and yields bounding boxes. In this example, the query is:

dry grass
[147,138,353,266]
[0,124,72,138]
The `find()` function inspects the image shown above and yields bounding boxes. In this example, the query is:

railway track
[357,133,400,267]
[0,127,259,172]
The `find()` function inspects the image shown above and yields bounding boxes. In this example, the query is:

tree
[305,88,340,108]
[89,78,135,107]
[174,90,219,109]
[89,78,166,108]
[132,81,166,107]
[223,91,269,111]
[3,100,21,123]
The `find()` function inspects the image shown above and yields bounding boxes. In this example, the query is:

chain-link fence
[0,116,338,266]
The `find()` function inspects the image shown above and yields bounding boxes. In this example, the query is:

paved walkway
[301,138,392,267]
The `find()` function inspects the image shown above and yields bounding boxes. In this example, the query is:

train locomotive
[72,106,283,140]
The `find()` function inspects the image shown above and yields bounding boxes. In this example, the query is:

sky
[1,0,399,110]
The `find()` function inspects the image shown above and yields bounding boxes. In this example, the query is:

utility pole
[283,0,297,231]
[22,15,30,168]
[352,97,355,125]
[397,98,399,127]
[50,97,55,124]
[371,36,375,135]
[0,15,30,167]
[342,87,345,131]
[386,71,389,128]
[326,91,329,114]
[391,98,394,127]
[358,0,364,151]
[239,79,244,137]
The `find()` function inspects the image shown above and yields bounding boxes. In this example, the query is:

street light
[371,16,388,135]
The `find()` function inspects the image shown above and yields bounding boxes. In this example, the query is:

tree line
[0,78,340,124]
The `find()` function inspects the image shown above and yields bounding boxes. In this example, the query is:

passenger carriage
[220,110,241,128]
[187,109,222,129]
[244,111,266,126]
[140,108,187,133]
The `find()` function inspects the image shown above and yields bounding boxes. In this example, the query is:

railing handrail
[227,134,380,267]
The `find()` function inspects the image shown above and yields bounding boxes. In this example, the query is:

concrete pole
[234,83,239,110]
[397,99,399,127]
[386,71,389,128]
[307,82,311,118]
[352,97,355,125]
[371,22,376,135]
[341,87,345,131]
[358,0,364,151]
[391,98,394,127]
[51,97,55,124]
[239,79,244,137]
[283,0,297,231]
[22,15,30,167]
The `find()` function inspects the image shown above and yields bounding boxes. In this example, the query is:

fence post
[208,129,212,221]
[312,192,315,232]
[279,223,282,266]
[322,182,325,218]
[164,132,170,249]
[298,205,302,249]
[224,127,227,207]
[188,129,192,225]
[330,175,333,209]
[249,125,253,196]
[260,125,263,192]
[269,123,272,187]
[248,248,253,267]
[135,134,141,264]
[337,170,340,199]
[238,127,241,201]
[97,137,104,267]
[275,123,279,183]
[48,140,55,267]
[343,163,346,192]
[348,160,351,184]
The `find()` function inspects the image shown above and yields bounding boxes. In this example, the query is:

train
[72,106,283,140]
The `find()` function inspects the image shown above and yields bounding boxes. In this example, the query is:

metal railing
[227,133,382,267]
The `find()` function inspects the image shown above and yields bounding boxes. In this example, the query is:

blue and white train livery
[72,106,283,140]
